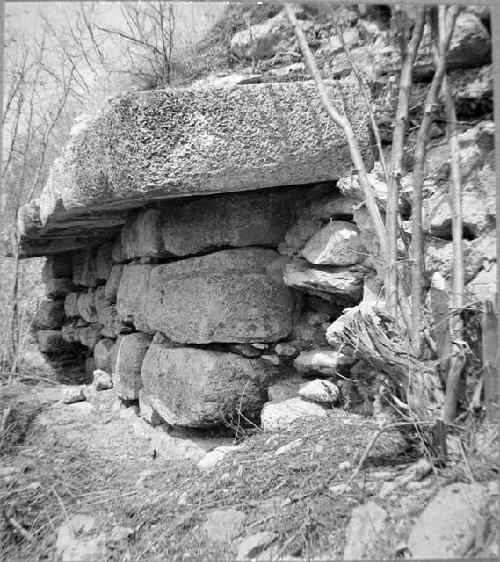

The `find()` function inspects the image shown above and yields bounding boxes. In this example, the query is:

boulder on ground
[294,348,354,376]
[141,344,275,427]
[283,259,364,304]
[143,248,295,344]
[261,397,327,431]
[408,482,490,558]
[202,508,246,542]
[160,188,295,257]
[301,221,366,266]
[34,300,65,329]
[111,332,152,400]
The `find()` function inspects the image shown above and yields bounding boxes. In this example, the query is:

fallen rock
[236,532,278,561]
[93,369,113,391]
[142,344,275,427]
[111,332,152,400]
[34,299,65,329]
[408,482,490,558]
[301,221,365,266]
[62,387,87,404]
[143,248,295,344]
[294,348,353,376]
[202,508,246,542]
[261,397,327,431]
[283,259,364,304]
[344,501,388,560]
[298,379,339,404]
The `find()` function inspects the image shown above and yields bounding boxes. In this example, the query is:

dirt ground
[1,378,498,561]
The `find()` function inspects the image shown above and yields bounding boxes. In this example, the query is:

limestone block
[111,332,152,400]
[93,338,114,373]
[143,248,295,344]
[294,348,354,376]
[46,278,75,299]
[301,221,366,266]
[283,259,364,304]
[41,253,72,281]
[261,397,327,431]
[141,344,275,427]
[121,209,165,259]
[77,292,98,324]
[104,265,123,305]
[160,189,294,257]
[116,264,154,333]
[64,293,80,318]
[96,242,114,281]
[73,250,98,287]
[34,300,65,329]
[37,330,75,354]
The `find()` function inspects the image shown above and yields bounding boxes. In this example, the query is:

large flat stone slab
[141,344,276,427]
[119,248,295,343]
[13,79,374,257]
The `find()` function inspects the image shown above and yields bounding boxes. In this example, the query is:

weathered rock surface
[408,482,490,558]
[267,375,309,402]
[104,265,123,304]
[77,292,98,323]
[236,532,278,561]
[160,188,297,257]
[34,300,65,329]
[14,80,374,257]
[466,263,497,303]
[64,293,80,318]
[283,259,364,304]
[37,330,76,354]
[95,242,113,280]
[111,333,152,400]
[92,369,113,391]
[116,264,154,333]
[344,501,388,560]
[231,12,285,60]
[138,388,162,426]
[46,278,75,299]
[301,221,366,266]
[141,344,275,427]
[142,248,295,343]
[278,216,323,257]
[261,397,327,431]
[310,191,358,220]
[73,250,98,287]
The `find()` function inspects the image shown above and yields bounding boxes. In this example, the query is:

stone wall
[33,183,371,428]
